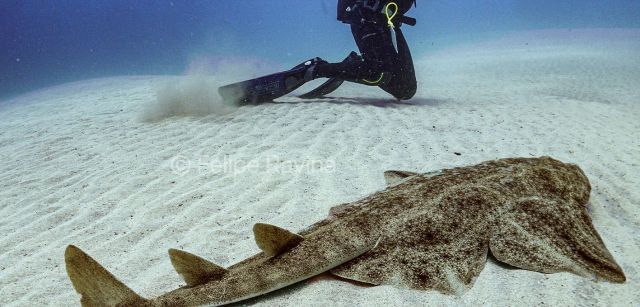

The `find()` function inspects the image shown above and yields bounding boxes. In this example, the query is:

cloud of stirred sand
[138,75,233,122]
[139,55,276,122]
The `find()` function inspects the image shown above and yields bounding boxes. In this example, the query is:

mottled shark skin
[64,157,626,306]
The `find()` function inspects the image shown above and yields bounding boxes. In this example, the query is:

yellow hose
[385,2,399,29]
[363,72,385,84]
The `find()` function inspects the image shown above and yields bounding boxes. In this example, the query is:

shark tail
[65,245,148,307]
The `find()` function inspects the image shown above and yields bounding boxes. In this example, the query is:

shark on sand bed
[65,156,626,306]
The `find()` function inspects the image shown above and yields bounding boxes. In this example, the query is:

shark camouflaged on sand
[65,157,625,306]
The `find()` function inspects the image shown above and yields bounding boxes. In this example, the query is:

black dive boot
[298,51,363,99]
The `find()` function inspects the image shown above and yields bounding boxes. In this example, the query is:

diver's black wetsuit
[218,0,418,105]
[315,0,417,100]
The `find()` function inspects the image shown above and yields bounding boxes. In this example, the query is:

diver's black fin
[219,58,326,105]
[218,68,306,105]
[299,77,344,99]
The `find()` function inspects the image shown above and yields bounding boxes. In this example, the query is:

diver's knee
[405,83,417,100]
[391,82,417,100]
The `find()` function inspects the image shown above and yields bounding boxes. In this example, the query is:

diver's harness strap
[338,0,417,27]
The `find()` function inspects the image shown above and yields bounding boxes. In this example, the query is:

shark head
[532,156,592,205]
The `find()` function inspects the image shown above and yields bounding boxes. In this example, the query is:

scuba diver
[219,0,417,104]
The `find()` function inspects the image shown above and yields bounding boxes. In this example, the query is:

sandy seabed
[1,29,639,306]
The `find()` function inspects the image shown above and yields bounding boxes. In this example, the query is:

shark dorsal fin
[65,245,147,306]
[384,170,419,186]
[253,223,304,256]
[168,249,227,287]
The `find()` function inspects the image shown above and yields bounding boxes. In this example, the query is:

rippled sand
[1,29,638,306]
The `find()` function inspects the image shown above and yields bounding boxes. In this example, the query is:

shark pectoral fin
[332,216,490,295]
[253,223,304,256]
[489,197,626,283]
[331,238,488,295]
[383,170,419,186]
[168,249,228,287]
[65,245,147,307]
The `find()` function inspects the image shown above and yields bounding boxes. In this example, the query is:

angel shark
[65,156,625,306]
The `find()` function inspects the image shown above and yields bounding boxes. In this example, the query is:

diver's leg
[314,51,381,82]
[378,28,417,100]
[314,23,391,82]
[310,0,418,99]
[349,22,417,100]
[315,24,416,100]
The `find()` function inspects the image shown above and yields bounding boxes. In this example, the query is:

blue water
[1,0,639,100]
